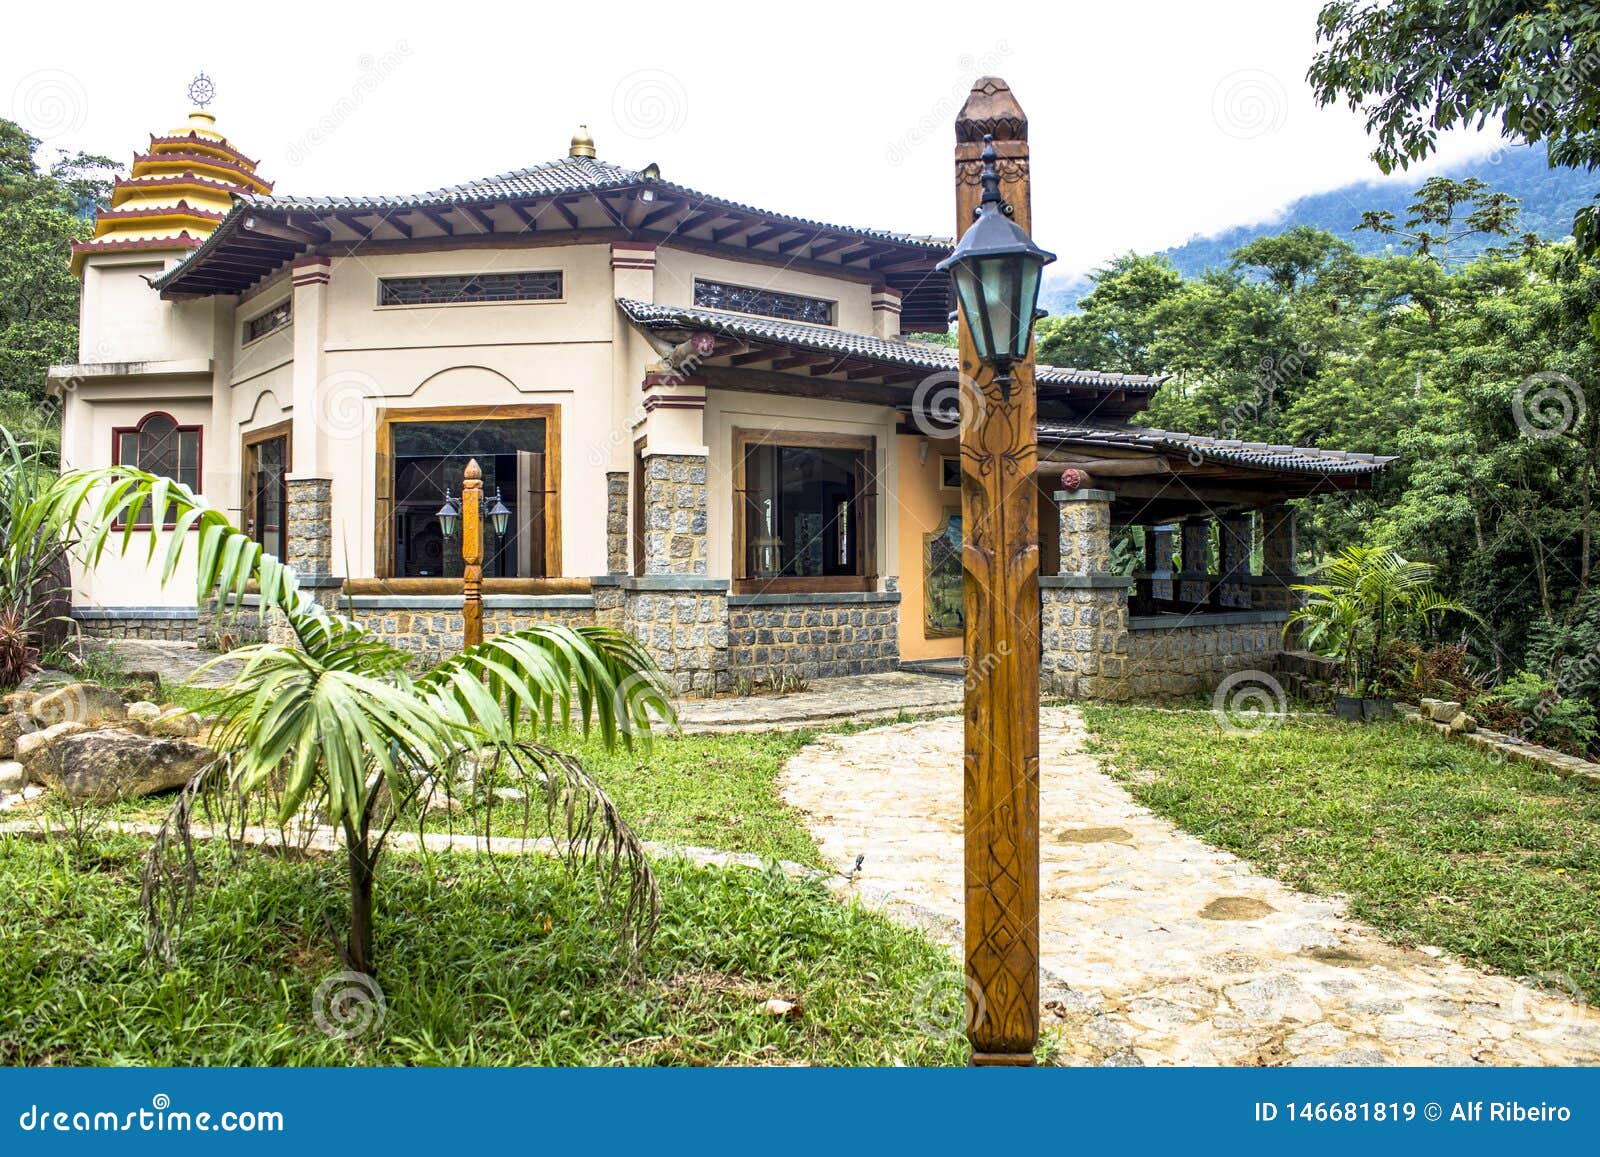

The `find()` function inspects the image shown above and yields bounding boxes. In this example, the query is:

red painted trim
[642,372,708,390]
[72,234,203,256]
[110,411,204,530]
[643,396,706,412]
[292,255,333,269]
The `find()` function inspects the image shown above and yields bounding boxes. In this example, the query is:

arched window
[113,412,202,491]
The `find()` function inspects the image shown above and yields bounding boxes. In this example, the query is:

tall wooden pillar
[956,77,1040,1066]
[462,459,484,650]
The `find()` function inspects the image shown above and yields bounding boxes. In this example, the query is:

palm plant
[1288,545,1477,698]
[43,466,675,975]
[0,424,71,687]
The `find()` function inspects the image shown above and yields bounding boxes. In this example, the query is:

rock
[14,720,88,763]
[120,671,162,702]
[126,701,163,723]
[30,682,128,727]
[0,713,21,759]
[493,787,527,802]
[1448,712,1476,734]
[1428,700,1462,723]
[761,998,799,1018]
[0,761,22,792]
[150,710,200,739]
[1419,697,1439,715]
[28,728,213,803]
[1,691,34,714]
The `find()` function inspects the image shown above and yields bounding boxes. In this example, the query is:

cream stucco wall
[64,234,919,607]
[894,433,964,661]
[653,247,876,333]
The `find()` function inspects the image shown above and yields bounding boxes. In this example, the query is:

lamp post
[945,78,1054,1066]
[435,459,512,650]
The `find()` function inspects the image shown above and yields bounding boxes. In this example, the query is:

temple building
[51,94,1393,698]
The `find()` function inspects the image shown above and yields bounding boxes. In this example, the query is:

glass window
[694,278,834,325]
[243,299,291,343]
[378,271,562,307]
[114,413,201,491]
[741,443,867,580]
[390,417,548,578]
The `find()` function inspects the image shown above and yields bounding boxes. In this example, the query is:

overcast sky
[4,0,1504,280]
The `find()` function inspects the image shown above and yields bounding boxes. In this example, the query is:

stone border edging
[1398,705,1599,789]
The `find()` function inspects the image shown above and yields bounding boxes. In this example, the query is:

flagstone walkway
[780,708,1600,1066]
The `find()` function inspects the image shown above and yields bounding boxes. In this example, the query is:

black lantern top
[935,135,1056,385]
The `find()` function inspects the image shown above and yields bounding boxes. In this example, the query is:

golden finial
[569,124,596,159]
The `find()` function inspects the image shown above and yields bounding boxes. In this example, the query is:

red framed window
[112,412,203,491]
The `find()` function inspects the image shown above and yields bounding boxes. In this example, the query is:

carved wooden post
[956,77,1040,1066]
[462,458,484,650]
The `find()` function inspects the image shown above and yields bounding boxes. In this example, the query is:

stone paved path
[781,708,1600,1066]
[80,639,243,689]
[675,672,962,733]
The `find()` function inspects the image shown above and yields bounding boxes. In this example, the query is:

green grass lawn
[1084,706,1600,998]
[0,831,966,1066]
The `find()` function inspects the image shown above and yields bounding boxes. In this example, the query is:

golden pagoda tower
[71,75,271,274]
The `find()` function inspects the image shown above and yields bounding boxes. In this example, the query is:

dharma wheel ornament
[187,72,216,109]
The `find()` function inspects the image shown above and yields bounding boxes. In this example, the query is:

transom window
[382,413,552,579]
[378,270,563,307]
[114,412,201,491]
[736,433,875,592]
[243,299,291,343]
[694,278,834,326]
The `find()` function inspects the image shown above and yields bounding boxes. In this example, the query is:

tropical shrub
[0,423,70,687]
[42,465,675,975]
[1288,545,1477,697]
[1477,669,1598,756]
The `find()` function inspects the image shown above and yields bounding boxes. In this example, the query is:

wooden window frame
[240,420,292,550]
[111,411,203,530]
[731,427,877,595]
[373,403,562,583]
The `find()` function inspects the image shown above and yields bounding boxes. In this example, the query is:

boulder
[30,682,127,727]
[1,690,35,715]
[0,760,22,793]
[0,713,22,759]
[150,710,200,739]
[14,720,88,763]
[1428,700,1462,724]
[120,671,162,702]
[1448,712,1477,734]
[28,729,213,803]
[126,701,163,723]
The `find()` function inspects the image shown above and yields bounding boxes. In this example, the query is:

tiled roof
[234,156,950,251]
[617,298,1166,391]
[1037,422,1395,476]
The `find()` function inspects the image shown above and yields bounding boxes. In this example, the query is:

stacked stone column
[1146,524,1175,602]
[1039,488,1132,700]
[1219,513,1254,609]
[623,452,728,694]
[1253,503,1299,614]
[1178,517,1213,606]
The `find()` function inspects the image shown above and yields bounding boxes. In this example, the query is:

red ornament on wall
[1060,467,1083,492]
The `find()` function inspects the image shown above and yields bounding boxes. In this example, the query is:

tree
[1353,175,1527,265]
[1307,1,1600,251]
[41,465,673,977]
[0,118,116,447]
